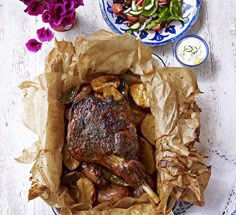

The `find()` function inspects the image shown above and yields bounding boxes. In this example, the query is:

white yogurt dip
[176,36,208,66]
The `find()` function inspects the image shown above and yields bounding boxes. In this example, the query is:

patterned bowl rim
[152,53,166,67]
[99,0,201,46]
[173,33,209,67]
[52,201,193,215]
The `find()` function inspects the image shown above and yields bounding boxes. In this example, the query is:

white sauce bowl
[174,34,209,67]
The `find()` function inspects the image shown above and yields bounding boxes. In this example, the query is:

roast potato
[91,75,120,93]
[129,99,147,127]
[76,177,96,205]
[68,187,81,202]
[139,137,155,175]
[94,92,104,99]
[140,114,156,145]
[130,83,150,108]
[63,144,80,171]
[103,86,122,101]
[62,171,83,202]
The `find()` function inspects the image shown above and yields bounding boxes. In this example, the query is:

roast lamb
[66,84,159,203]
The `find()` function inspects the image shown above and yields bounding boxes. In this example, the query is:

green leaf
[146,20,159,29]
[126,29,133,34]
[169,0,183,20]
[167,15,184,22]
[60,86,80,104]
[157,6,171,22]
[143,0,151,8]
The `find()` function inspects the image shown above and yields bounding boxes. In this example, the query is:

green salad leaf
[158,6,171,22]
[169,0,184,21]
[143,0,152,8]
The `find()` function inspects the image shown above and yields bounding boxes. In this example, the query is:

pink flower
[42,11,50,23]
[25,39,42,52]
[48,3,67,26]
[74,0,84,8]
[24,0,45,16]
[20,0,31,4]
[64,0,75,10]
[20,0,85,52]
[60,10,76,26]
[37,27,54,42]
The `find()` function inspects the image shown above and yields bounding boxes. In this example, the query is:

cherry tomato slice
[152,24,161,32]
[136,0,144,6]
[112,3,124,15]
[127,15,139,23]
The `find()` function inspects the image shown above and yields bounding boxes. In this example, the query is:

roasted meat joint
[62,75,159,205]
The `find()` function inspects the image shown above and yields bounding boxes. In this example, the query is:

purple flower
[48,3,67,26]
[20,0,31,4]
[61,10,76,26]
[64,0,75,10]
[74,0,84,8]
[25,39,42,52]
[37,27,54,42]
[48,2,66,15]
[42,10,50,22]
[45,0,61,4]
[24,0,45,16]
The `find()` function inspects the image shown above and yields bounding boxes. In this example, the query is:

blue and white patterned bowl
[99,0,200,46]
[174,34,209,67]
[52,201,193,215]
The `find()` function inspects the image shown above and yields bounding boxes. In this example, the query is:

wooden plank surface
[0,0,236,214]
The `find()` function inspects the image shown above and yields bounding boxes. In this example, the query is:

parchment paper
[17,30,211,215]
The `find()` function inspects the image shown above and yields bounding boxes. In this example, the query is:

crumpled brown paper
[17,30,211,215]
[142,68,211,210]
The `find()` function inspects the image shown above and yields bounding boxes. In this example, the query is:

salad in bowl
[100,0,200,46]
[111,0,184,33]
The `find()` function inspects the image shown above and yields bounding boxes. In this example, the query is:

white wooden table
[0,0,236,214]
